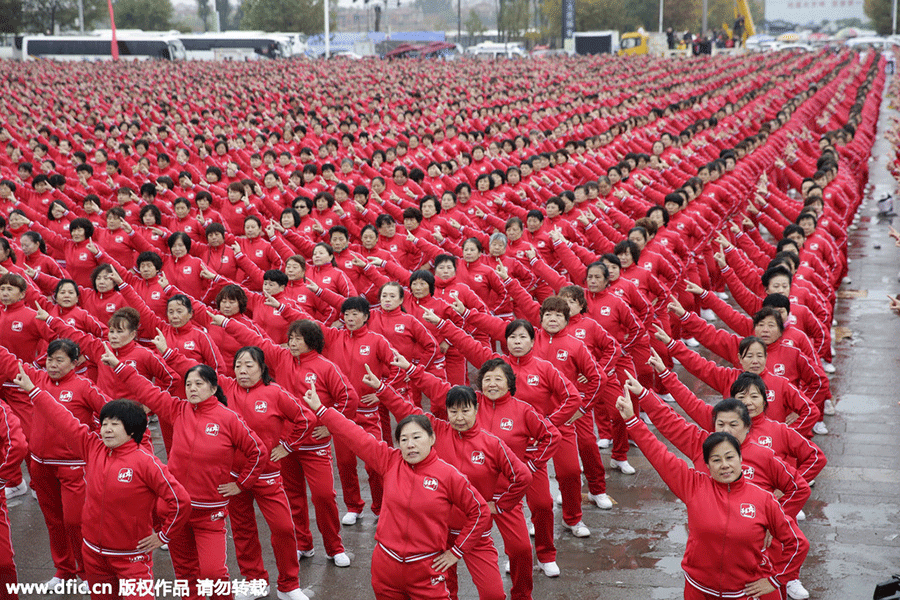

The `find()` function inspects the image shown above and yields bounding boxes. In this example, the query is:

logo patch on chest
[205,423,220,436]
[423,477,438,491]
[117,468,133,483]
[740,503,756,519]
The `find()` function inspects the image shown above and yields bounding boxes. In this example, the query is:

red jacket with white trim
[318,405,489,560]
[26,386,190,555]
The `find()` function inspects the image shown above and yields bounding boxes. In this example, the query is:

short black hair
[445,386,479,410]
[136,251,162,271]
[99,399,148,444]
[263,270,289,288]
[341,296,370,318]
[473,358,516,396]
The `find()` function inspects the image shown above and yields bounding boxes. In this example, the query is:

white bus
[177,32,293,60]
[14,34,186,61]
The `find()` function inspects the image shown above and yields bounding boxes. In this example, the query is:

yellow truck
[618,32,667,56]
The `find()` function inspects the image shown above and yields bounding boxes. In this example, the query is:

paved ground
[9,84,900,600]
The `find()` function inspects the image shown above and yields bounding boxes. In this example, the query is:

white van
[466,42,527,59]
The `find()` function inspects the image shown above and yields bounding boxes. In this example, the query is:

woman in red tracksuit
[212,316,354,567]
[155,343,313,600]
[400,356,559,589]
[300,382,490,600]
[362,371,530,600]
[657,327,819,437]
[422,313,592,556]
[0,374,27,599]
[0,342,113,587]
[24,217,102,288]
[615,387,807,600]
[664,304,830,434]
[656,367,827,489]
[102,357,265,600]
[13,369,189,600]
[367,282,442,432]
[40,307,176,401]
[448,288,615,508]
[30,263,128,327]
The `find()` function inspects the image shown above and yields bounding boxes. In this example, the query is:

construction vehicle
[721,0,756,45]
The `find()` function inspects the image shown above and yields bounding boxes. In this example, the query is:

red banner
[107,0,118,59]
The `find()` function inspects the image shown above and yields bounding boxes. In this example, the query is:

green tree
[114,0,173,29]
[864,0,892,34]
[465,7,485,37]
[241,0,328,33]
[0,0,23,32]
[22,0,106,32]
[198,0,212,30]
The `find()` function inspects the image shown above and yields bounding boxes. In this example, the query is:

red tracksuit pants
[82,544,153,600]
[0,496,17,600]
[523,467,555,564]
[370,544,451,600]
[165,505,231,600]
[573,412,606,495]
[550,427,583,527]
[491,504,533,600]
[445,532,504,600]
[333,411,383,516]
[228,473,301,594]
[683,580,784,600]
[592,371,631,463]
[279,447,345,557]
[0,386,30,489]
[30,461,85,579]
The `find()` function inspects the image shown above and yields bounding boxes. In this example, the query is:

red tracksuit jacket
[317,405,489,561]
[405,365,559,473]
[27,386,190,554]
[625,416,807,596]
[374,383,531,525]
[115,363,264,509]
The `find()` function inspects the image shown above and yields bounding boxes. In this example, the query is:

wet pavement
[9,91,900,600]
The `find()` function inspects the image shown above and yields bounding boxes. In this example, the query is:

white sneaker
[659,393,676,403]
[786,578,810,600]
[327,552,351,567]
[235,586,269,600]
[44,577,65,590]
[610,459,636,475]
[159,544,168,551]
[539,561,561,577]
[812,421,829,435]
[554,493,563,505]
[564,521,590,538]
[5,482,28,499]
[823,399,836,415]
[715,292,729,300]
[639,412,651,425]
[589,493,613,509]
[503,560,510,574]
[298,548,315,559]
[527,522,535,536]
[30,489,37,500]
[822,361,836,374]
[597,438,612,449]
[683,336,701,347]
[277,589,310,600]
[341,512,359,525]
[700,308,717,321]
[796,509,806,521]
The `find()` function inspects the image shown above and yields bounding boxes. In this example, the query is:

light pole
[324,0,330,59]
[658,0,663,33]
[893,0,897,36]
[701,0,708,35]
